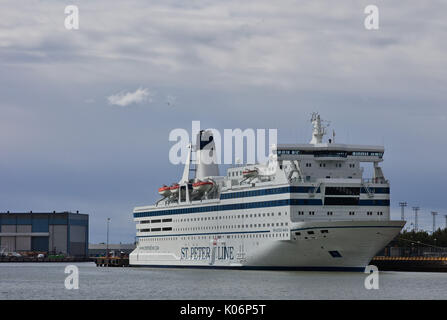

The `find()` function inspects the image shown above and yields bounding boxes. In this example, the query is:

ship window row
[294,210,385,216]
[139,218,172,224]
[293,229,329,239]
[220,186,388,199]
[141,232,289,242]
[275,150,383,158]
[220,187,322,200]
[139,227,172,233]
[326,187,360,196]
[170,210,389,219]
[174,222,289,232]
[351,151,383,157]
[172,211,288,223]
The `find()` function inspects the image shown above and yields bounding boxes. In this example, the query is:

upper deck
[275,143,384,161]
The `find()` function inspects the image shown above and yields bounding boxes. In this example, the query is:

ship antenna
[309,112,330,144]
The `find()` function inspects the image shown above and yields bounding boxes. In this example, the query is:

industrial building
[0,211,88,257]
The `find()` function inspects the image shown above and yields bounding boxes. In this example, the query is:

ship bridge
[274,143,384,162]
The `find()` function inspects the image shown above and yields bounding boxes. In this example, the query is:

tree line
[395,228,447,248]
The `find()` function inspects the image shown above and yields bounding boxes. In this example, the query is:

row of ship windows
[176,222,289,231]
[295,229,329,236]
[275,150,383,157]
[296,211,384,216]
[172,212,287,223]
[367,211,384,216]
[138,210,386,227]
[138,212,288,226]
[140,227,172,232]
[140,218,172,224]
[139,222,289,233]
[141,233,289,241]
[305,163,356,168]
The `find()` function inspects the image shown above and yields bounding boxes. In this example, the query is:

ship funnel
[195,130,219,179]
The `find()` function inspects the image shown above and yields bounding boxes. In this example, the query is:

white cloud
[107,87,153,106]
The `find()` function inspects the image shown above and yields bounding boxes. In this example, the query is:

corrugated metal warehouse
[0,211,88,257]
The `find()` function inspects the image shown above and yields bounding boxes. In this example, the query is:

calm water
[0,262,446,299]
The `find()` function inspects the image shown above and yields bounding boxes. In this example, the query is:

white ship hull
[130,220,404,271]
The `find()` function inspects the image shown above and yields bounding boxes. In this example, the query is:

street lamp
[412,207,420,232]
[399,202,407,221]
[106,218,111,258]
[431,211,438,234]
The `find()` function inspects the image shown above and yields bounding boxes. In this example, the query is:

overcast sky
[1,0,446,243]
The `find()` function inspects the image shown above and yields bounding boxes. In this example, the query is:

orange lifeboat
[169,183,180,195]
[192,180,213,193]
[158,185,171,197]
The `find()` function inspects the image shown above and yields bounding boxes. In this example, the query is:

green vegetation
[396,228,447,248]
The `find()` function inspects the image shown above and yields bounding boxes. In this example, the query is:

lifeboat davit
[169,183,180,195]
[192,180,213,193]
[158,185,171,197]
[242,169,258,178]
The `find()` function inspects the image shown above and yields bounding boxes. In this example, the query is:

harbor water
[0,262,446,300]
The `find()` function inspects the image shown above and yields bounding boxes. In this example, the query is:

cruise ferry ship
[129,114,405,270]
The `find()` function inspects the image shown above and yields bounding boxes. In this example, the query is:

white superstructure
[130,114,405,270]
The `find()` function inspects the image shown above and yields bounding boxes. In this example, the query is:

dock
[0,256,91,263]
[371,256,447,272]
[94,256,129,267]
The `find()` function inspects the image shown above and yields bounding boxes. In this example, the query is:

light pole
[412,207,420,232]
[399,202,407,221]
[106,218,110,258]
[444,215,447,230]
[431,212,438,234]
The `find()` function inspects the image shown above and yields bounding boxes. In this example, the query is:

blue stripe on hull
[130,264,365,272]
[134,198,390,218]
